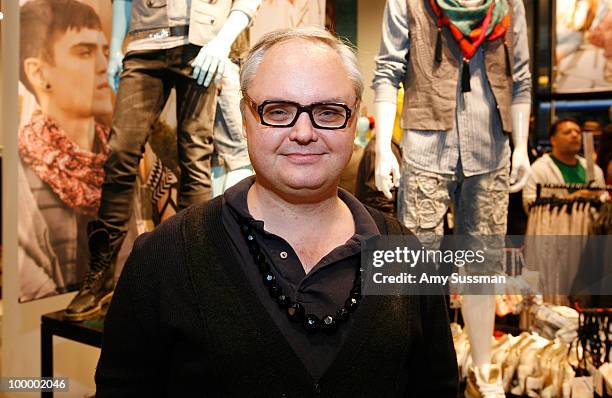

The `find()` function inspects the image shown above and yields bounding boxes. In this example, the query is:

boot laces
[83,249,113,285]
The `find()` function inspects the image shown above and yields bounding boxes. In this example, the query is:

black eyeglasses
[243,93,354,130]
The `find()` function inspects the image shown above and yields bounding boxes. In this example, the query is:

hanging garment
[524,199,598,305]
[571,202,612,307]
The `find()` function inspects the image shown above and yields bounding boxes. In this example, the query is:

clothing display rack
[526,183,609,307]
[529,196,602,213]
[574,304,612,398]
[576,303,612,369]
[536,182,612,200]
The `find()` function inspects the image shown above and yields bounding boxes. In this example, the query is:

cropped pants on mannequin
[398,161,510,278]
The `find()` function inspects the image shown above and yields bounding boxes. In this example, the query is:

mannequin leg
[65,50,173,320]
[462,295,495,366]
[174,45,218,209]
[456,165,510,398]
[213,60,252,193]
[398,165,455,249]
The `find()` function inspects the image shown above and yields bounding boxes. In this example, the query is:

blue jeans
[213,60,250,171]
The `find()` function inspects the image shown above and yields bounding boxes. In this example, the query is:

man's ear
[22,57,48,92]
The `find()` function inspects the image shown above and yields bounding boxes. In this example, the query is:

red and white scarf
[19,110,110,216]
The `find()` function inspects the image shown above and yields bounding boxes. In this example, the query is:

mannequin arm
[374,100,401,199]
[108,0,132,92]
[191,10,250,87]
[509,103,531,193]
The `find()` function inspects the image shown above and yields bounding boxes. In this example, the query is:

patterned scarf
[429,0,511,92]
[430,0,510,60]
[19,110,110,216]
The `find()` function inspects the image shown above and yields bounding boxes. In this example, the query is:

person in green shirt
[522,117,607,210]
[549,118,587,193]
[549,118,603,197]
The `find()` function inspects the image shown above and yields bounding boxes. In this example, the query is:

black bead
[262,272,275,286]
[240,224,250,234]
[303,314,320,334]
[277,294,291,308]
[268,283,282,298]
[287,303,305,322]
[320,315,337,334]
[336,307,349,322]
[350,288,361,300]
[345,296,359,312]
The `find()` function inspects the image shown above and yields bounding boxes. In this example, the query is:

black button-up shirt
[221,177,379,381]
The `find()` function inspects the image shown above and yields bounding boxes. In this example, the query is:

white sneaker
[465,364,506,398]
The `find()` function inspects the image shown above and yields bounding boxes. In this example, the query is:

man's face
[551,120,582,156]
[42,28,112,119]
[243,39,357,200]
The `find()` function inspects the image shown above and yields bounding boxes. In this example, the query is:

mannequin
[64,0,261,320]
[373,0,531,397]
[210,30,256,195]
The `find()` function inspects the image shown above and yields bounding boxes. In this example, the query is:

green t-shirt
[550,155,586,193]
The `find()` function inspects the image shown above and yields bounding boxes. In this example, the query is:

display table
[40,310,105,398]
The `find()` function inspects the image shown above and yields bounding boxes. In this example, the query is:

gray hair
[240,27,363,102]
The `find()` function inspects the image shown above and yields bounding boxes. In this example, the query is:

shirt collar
[223,176,380,239]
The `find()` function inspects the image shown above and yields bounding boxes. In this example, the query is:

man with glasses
[95,27,458,396]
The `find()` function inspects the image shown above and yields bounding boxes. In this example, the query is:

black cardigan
[95,196,459,397]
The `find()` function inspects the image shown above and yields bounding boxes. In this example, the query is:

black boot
[64,221,120,321]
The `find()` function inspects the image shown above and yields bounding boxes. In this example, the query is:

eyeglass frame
[242,92,355,130]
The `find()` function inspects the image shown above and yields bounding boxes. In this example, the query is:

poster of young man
[17,0,142,302]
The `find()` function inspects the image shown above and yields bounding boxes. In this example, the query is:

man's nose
[288,111,318,144]
[96,48,108,74]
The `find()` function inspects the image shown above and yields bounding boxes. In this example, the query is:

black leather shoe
[64,221,118,321]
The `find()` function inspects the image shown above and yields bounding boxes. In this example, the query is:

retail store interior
[1,0,612,397]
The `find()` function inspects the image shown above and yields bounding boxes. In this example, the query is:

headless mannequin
[374,0,532,372]
[108,1,252,186]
